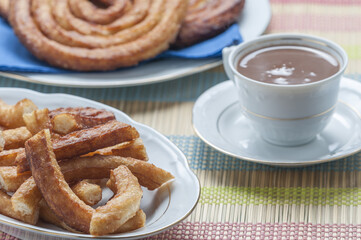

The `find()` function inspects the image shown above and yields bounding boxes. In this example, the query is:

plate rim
[192,77,361,167]
[0,87,201,239]
[0,60,221,88]
[0,0,272,88]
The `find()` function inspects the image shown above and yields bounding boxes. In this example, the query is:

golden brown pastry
[68,0,127,25]
[11,153,173,229]
[173,0,246,48]
[0,99,38,129]
[9,0,188,71]
[0,97,174,236]
[49,107,116,134]
[16,120,140,173]
[0,0,8,20]
[26,129,143,235]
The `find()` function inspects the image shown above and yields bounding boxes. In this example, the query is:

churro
[50,107,115,134]
[23,108,52,135]
[2,127,32,150]
[174,0,245,48]
[17,120,140,172]
[9,0,188,71]
[0,166,31,192]
[27,130,143,235]
[0,99,37,129]
[0,97,173,236]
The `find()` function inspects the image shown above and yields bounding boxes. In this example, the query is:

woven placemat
[1,0,361,239]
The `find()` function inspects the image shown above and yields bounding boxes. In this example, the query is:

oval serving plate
[0,88,200,240]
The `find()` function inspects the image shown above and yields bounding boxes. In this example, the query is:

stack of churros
[0,98,174,236]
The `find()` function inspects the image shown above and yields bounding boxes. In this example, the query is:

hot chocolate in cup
[222,34,348,146]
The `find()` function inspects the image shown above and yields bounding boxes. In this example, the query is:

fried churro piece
[38,199,80,233]
[15,149,27,173]
[40,180,103,233]
[115,209,146,233]
[51,113,80,135]
[83,138,149,161]
[27,130,143,235]
[51,107,116,124]
[0,99,38,129]
[110,156,173,190]
[0,0,8,20]
[90,165,142,236]
[111,138,148,161]
[83,178,108,188]
[23,108,51,135]
[11,178,102,226]
[12,178,102,230]
[15,154,173,214]
[27,130,94,233]
[71,180,102,206]
[11,177,42,217]
[17,120,140,173]
[40,200,145,234]
[61,155,174,190]
[2,127,32,150]
[0,189,39,225]
[12,178,100,223]
[0,148,23,166]
[82,141,132,156]
[0,166,31,192]
[53,120,139,160]
[50,107,115,135]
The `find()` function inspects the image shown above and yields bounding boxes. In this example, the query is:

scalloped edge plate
[0,88,200,239]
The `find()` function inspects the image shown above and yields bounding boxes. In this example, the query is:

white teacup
[222,33,348,146]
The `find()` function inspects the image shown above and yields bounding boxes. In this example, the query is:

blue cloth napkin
[0,18,242,73]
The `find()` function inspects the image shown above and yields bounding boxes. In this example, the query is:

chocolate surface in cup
[236,45,340,85]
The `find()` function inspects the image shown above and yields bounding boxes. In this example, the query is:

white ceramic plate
[0,0,271,88]
[192,77,361,167]
[0,88,200,239]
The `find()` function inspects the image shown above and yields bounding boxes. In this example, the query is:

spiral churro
[9,0,188,71]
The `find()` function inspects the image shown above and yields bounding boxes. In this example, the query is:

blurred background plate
[0,0,271,88]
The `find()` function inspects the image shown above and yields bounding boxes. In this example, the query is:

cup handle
[222,46,237,81]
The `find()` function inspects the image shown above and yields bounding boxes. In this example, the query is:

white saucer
[192,77,361,166]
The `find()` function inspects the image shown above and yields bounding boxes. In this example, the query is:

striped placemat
[1,0,361,239]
